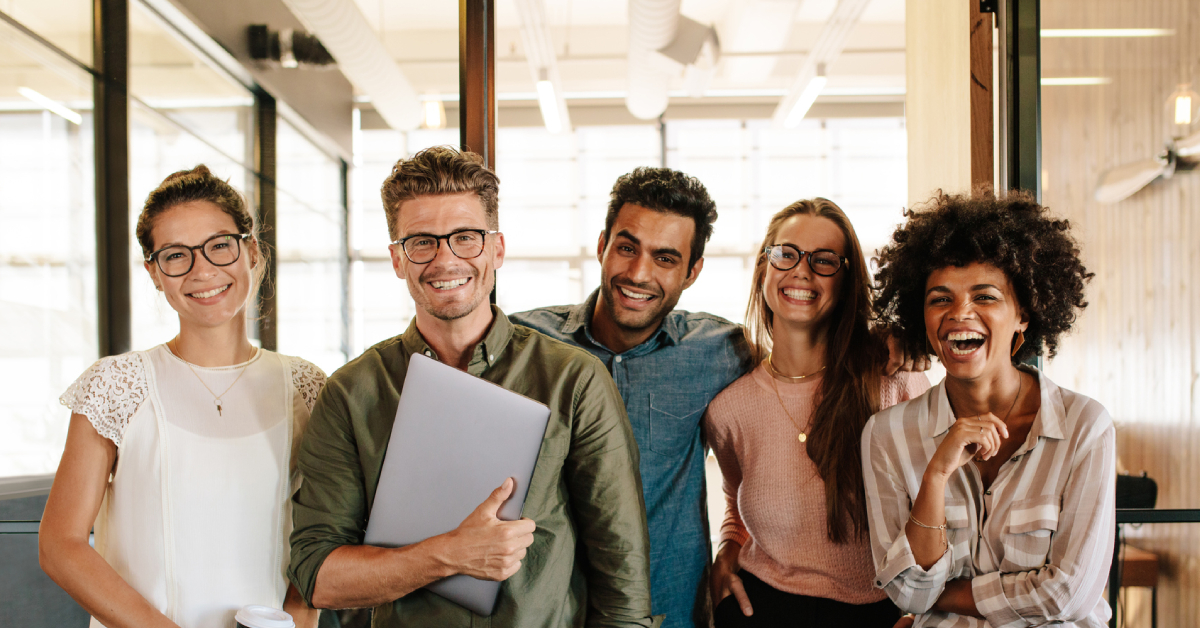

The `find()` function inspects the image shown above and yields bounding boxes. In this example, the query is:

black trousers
[713,570,900,628]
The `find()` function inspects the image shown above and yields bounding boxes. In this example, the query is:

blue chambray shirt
[513,290,754,628]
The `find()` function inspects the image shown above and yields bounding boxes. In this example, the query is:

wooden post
[905,0,972,206]
[94,0,131,357]
[970,3,995,191]
[459,0,496,167]
[255,92,278,351]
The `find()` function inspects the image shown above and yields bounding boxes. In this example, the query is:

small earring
[1011,329,1025,357]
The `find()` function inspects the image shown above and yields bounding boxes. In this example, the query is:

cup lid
[234,605,295,628]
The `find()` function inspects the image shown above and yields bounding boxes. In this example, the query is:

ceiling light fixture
[784,63,827,128]
[422,96,446,130]
[1168,83,1198,129]
[18,87,82,125]
[535,69,562,134]
[1041,77,1113,86]
[1041,28,1174,38]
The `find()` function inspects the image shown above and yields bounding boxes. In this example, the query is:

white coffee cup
[234,605,295,628]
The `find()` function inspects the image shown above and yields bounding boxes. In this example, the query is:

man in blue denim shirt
[513,168,753,628]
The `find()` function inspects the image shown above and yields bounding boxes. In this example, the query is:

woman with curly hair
[863,191,1114,628]
[705,198,929,627]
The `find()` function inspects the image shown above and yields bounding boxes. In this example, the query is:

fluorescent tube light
[535,69,562,133]
[1041,29,1173,38]
[1041,77,1112,86]
[17,87,82,125]
[783,64,827,128]
[423,98,446,129]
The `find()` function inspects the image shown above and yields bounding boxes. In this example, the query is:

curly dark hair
[605,167,717,270]
[873,190,1093,363]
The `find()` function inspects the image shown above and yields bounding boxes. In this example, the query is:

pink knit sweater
[705,364,930,603]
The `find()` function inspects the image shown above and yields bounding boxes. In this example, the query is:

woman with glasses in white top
[863,191,1114,628]
[40,165,324,628]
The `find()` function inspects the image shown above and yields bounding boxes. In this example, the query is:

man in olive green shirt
[289,146,655,628]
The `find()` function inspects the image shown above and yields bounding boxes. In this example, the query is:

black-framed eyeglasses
[390,229,499,264]
[763,243,847,276]
[147,233,251,277]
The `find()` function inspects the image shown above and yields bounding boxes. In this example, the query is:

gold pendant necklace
[170,338,254,417]
[765,353,825,443]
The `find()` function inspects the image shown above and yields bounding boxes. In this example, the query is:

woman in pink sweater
[706,198,929,627]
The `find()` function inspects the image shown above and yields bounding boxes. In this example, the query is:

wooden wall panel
[1039,1,1200,625]
[905,0,972,206]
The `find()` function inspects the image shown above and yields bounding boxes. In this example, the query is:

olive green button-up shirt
[289,308,655,627]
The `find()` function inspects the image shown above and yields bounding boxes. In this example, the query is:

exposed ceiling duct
[278,0,421,130]
[514,0,571,133]
[771,0,872,128]
[658,14,720,98]
[626,0,681,120]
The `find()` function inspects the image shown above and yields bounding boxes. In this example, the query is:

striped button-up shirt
[861,368,1115,628]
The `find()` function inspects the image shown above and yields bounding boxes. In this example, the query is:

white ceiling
[0,0,906,118]
[354,0,907,102]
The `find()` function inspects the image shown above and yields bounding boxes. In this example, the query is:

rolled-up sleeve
[564,362,655,628]
[971,418,1116,628]
[288,381,367,607]
[862,415,955,614]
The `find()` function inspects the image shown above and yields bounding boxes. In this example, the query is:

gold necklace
[767,352,827,380]
[170,338,254,417]
[765,354,825,443]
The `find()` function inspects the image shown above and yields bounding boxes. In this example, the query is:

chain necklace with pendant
[765,353,826,443]
[170,337,254,417]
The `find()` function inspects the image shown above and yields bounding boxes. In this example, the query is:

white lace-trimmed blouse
[59,344,326,628]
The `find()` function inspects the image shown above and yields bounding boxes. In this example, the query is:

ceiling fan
[1094,130,1200,203]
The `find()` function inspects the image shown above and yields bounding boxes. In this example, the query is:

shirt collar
[928,365,1066,444]
[400,304,514,374]
[563,289,680,353]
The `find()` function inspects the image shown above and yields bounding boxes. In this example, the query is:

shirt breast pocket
[1000,494,1060,572]
[648,392,706,457]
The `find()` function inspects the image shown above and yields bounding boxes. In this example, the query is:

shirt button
[423,350,432,357]
[489,354,495,362]
[985,489,992,496]
[614,356,622,363]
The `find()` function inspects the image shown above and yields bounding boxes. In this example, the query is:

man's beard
[413,266,491,321]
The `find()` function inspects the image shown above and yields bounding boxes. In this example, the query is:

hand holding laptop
[440,478,537,582]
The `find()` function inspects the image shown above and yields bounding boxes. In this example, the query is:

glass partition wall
[0,8,96,477]
[1,0,907,482]
[128,0,258,351]
[1038,1,1200,626]
[277,119,348,374]
[0,0,348,479]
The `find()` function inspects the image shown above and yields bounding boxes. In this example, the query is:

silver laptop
[363,353,551,616]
